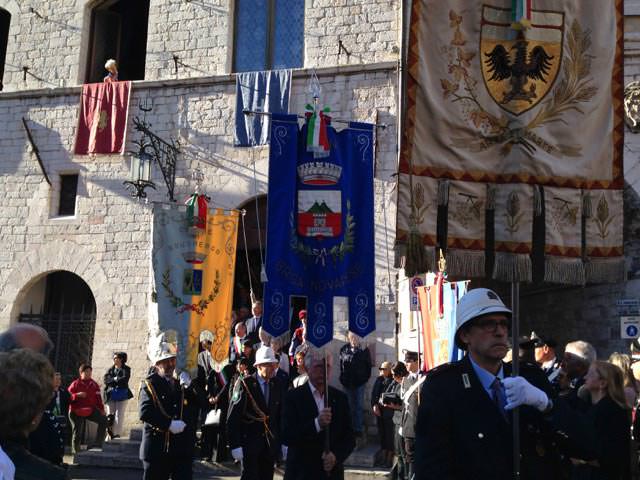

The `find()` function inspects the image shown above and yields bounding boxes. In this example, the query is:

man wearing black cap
[533,334,560,383]
[400,350,423,480]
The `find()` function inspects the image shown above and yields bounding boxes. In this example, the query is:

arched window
[85,0,150,83]
[0,8,10,91]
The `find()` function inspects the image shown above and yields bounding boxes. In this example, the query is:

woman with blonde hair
[609,352,640,408]
[570,360,631,479]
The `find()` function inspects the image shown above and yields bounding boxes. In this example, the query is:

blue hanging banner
[263,114,375,348]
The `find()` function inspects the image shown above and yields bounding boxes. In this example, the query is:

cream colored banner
[402,0,621,187]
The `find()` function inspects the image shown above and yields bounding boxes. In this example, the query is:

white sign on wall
[621,316,640,339]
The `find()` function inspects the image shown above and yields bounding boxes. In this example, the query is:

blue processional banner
[263,113,375,347]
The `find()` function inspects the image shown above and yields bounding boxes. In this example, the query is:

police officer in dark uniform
[139,340,203,480]
[227,345,284,480]
[414,288,560,480]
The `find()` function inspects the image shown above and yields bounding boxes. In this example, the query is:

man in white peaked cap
[139,337,204,479]
[227,345,284,480]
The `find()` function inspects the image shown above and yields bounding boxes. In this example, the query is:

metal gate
[19,305,96,386]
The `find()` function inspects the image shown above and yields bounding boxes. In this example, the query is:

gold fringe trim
[544,256,585,285]
[493,252,532,283]
[447,248,485,278]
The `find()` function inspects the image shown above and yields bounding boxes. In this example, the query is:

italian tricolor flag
[185,193,209,230]
[512,0,532,29]
[305,104,331,158]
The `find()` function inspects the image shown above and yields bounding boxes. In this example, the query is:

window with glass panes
[233,0,304,73]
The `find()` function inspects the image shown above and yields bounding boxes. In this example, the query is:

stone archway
[0,239,117,331]
[18,270,98,384]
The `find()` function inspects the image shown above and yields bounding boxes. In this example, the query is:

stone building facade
[0,0,401,433]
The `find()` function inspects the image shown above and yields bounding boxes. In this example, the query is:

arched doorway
[18,271,97,385]
[234,195,267,312]
[232,195,307,337]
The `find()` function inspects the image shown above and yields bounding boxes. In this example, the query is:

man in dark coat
[399,350,424,480]
[227,345,284,480]
[338,332,372,440]
[414,288,562,480]
[139,340,203,480]
[282,350,355,480]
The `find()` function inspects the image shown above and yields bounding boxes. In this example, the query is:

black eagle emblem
[484,35,554,105]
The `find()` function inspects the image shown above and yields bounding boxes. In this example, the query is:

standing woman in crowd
[609,352,640,408]
[570,360,631,480]
[103,352,133,439]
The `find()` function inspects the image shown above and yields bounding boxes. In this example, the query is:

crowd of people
[1,290,640,480]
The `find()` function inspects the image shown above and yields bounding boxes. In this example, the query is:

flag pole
[511,281,520,479]
[324,355,331,477]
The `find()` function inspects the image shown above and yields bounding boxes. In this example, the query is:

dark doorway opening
[233,195,267,317]
[85,0,150,83]
[0,8,10,91]
[19,271,97,386]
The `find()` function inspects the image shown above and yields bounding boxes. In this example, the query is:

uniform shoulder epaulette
[426,362,458,380]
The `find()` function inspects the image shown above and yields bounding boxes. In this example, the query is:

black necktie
[262,380,270,404]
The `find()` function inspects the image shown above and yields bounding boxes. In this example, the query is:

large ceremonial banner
[151,204,239,372]
[396,0,624,284]
[263,114,375,347]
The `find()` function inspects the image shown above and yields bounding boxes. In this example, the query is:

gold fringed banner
[446,181,486,278]
[585,189,625,283]
[544,187,584,285]
[396,174,438,275]
[395,0,624,282]
[493,184,534,282]
[151,205,239,375]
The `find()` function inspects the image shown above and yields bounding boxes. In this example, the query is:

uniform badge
[462,373,471,389]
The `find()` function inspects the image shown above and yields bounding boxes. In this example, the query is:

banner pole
[511,281,520,479]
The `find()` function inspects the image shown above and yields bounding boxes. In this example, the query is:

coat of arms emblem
[481,5,563,115]
[297,162,343,238]
[441,2,597,158]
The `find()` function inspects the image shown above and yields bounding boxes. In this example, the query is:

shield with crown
[297,161,343,238]
[480,4,564,116]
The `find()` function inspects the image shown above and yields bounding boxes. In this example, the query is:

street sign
[410,276,424,312]
[621,316,640,339]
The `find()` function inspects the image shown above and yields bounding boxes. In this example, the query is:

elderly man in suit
[282,349,355,480]
[227,345,284,480]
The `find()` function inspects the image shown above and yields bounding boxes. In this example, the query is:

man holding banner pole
[414,288,563,479]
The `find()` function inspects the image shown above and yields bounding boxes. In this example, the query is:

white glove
[179,371,191,388]
[503,376,550,412]
[169,419,186,434]
[231,447,244,461]
[281,445,288,460]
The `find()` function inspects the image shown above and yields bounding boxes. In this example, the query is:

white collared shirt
[309,382,326,432]
[542,357,557,370]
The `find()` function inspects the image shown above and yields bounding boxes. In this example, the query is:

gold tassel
[404,225,428,277]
